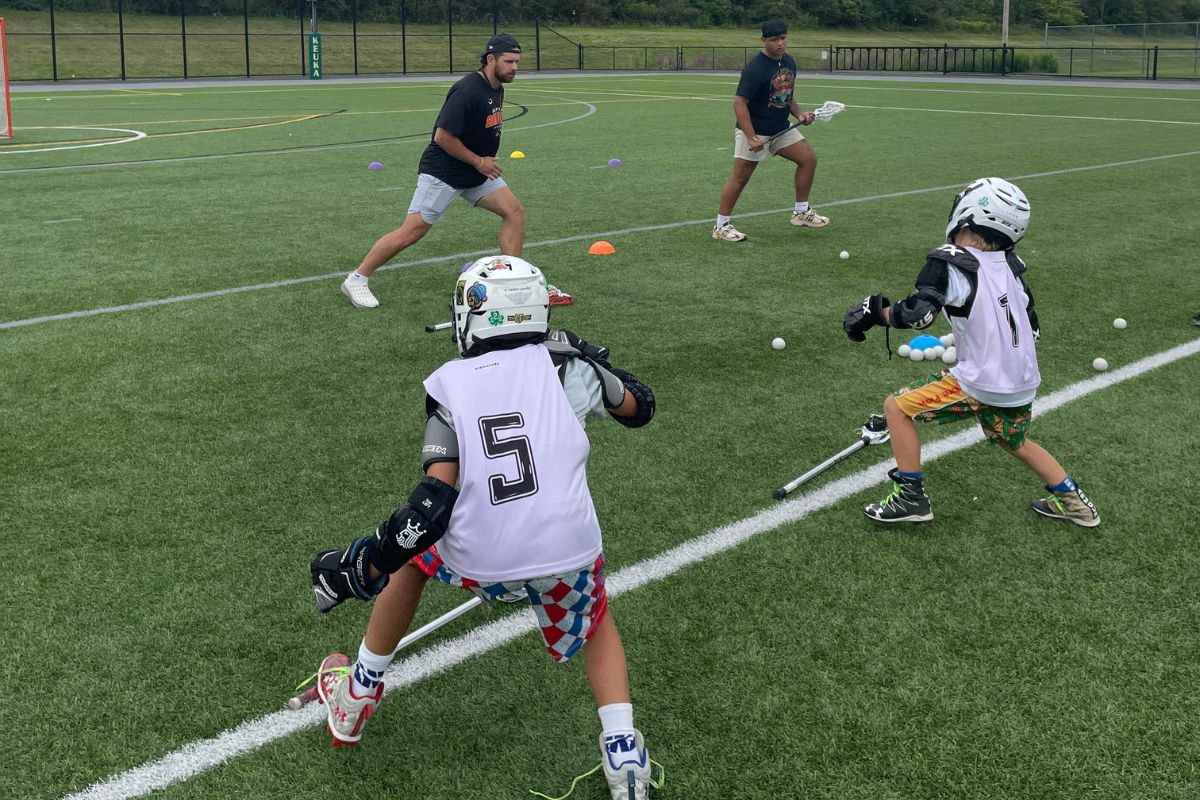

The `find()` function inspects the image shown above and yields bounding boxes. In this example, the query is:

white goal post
[0,18,11,138]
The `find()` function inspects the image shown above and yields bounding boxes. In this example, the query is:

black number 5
[478,413,538,505]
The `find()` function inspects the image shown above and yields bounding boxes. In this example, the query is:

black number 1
[998,293,1020,348]
[478,413,538,505]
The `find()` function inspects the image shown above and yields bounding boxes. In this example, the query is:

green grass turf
[2,75,1200,799]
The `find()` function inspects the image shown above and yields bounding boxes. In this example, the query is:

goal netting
[0,19,11,138]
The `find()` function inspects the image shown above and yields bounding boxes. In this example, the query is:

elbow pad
[371,476,459,573]
[608,367,655,428]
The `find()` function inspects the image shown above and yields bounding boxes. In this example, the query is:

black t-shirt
[418,72,505,189]
[734,51,796,137]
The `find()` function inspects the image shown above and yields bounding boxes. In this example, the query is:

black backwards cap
[761,19,787,37]
[481,33,522,64]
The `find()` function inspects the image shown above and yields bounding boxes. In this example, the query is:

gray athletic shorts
[408,173,508,224]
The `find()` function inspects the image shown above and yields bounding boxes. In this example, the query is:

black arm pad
[608,367,655,428]
[371,476,459,573]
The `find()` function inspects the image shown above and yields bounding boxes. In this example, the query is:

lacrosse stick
[425,321,453,333]
[772,413,889,500]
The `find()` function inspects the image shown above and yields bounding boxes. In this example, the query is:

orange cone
[588,240,616,255]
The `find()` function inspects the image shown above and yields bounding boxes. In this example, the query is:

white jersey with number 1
[422,343,602,583]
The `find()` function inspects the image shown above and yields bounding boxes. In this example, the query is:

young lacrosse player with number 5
[842,177,1100,528]
[309,255,659,799]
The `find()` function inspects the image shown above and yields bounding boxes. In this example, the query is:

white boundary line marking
[59,335,1200,800]
[4,147,1199,332]
[1,126,147,155]
[0,98,596,176]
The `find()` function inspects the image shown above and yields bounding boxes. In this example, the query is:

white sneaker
[790,209,830,228]
[341,278,379,308]
[316,652,383,747]
[600,730,652,800]
[712,223,747,242]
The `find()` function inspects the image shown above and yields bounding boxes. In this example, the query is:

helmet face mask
[452,255,550,357]
[945,177,1030,247]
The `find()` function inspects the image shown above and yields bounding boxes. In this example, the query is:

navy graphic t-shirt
[734,51,796,137]
[419,72,504,189]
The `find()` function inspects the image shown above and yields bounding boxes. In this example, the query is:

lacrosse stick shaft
[773,438,867,499]
[425,321,453,333]
[392,596,483,655]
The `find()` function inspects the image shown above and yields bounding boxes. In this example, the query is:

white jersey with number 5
[423,343,602,582]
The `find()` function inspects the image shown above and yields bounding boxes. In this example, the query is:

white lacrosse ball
[897,344,911,358]
[941,347,957,364]
[909,348,925,362]
[939,334,954,347]
[1113,318,1127,330]
[1093,357,1109,371]
[839,250,849,260]
[771,337,786,350]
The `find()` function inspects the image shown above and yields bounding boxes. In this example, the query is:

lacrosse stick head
[813,101,845,122]
[861,414,890,446]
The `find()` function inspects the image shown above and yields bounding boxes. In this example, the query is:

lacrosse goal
[0,19,11,138]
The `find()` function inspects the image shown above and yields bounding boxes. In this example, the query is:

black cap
[761,19,787,38]
[481,33,522,63]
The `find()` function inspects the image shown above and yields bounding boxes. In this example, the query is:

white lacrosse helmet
[945,177,1030,247]
[452,255,550,356]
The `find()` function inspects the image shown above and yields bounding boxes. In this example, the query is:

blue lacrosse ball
[368,161,383,171]
[909,334,941,351]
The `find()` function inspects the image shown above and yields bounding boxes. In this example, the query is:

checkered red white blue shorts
[411,547,609,663]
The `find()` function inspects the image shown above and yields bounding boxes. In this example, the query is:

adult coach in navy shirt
[713,20,828,243]
[341,34,526,309]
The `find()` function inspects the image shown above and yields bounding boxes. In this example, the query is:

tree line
[5,0,1198,28]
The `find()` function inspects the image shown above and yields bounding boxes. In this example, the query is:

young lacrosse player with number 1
[842,177,1100,527]
[310,255,659,799]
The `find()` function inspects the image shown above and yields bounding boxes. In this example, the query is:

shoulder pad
[1005,249,1027,277]
[542,339,581,368]
[927,243,981,273]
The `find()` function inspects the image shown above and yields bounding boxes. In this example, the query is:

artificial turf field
[2,72,1200,800]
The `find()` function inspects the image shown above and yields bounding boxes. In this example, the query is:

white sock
[350,640,393,698]
[795,201,809,214]
[346,270,369,285]
[716,214,731,228]
[598,702,635,737]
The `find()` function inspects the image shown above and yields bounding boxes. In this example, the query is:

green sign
[308,33,322,79]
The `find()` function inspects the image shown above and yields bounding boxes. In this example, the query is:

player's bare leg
[883,394,921,473]
[582,610,631,707]
[997,438,1066,486]
[1000,439,1100,527]
[476,187,525,256]
[364,563,431,655]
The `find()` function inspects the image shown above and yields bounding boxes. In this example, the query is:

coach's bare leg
[777,139,818,203]
[718,158,759,216]
[476,187,526,256]
[883,394,922,473]
[354,212,433,278]
[362,563,430,655]
[582,610,631,706]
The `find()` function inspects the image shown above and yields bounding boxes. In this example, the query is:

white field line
[44,217,83,224]
[60,334,1200,800]
[4,147,1199,332]
[852,102,1200,125]
[0,97,597,177]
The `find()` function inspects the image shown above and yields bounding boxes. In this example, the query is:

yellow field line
[112,88,185,97]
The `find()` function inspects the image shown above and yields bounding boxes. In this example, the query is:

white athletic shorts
[734,126,804,161]
[408,173,508,224]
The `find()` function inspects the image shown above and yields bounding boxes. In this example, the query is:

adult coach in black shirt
[712,20,828,243]
[341,34,526,309]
